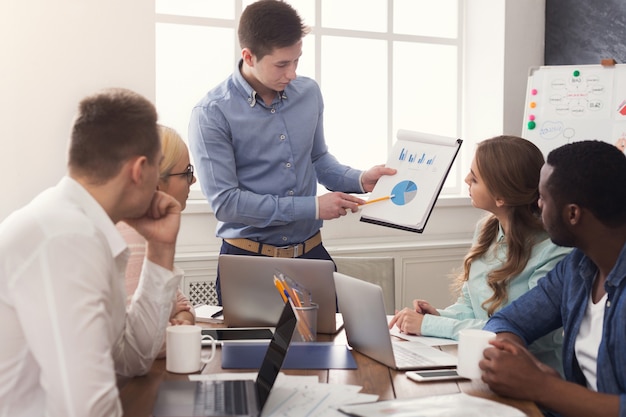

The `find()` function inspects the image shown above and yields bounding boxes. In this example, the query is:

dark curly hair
[546,140,626,228]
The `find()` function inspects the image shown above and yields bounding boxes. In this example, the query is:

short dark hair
[238,0,310,60]
[546,140,626,227]
[68,88,160,183]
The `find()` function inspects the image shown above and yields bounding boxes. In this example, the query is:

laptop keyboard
[392,342,438,368]
[194,380,250,415]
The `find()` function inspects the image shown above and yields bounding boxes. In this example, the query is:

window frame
[155,0,466,202]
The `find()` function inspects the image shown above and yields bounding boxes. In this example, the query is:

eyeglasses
[166,164,194,185]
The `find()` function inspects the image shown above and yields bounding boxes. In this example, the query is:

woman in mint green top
[389,135,571,373]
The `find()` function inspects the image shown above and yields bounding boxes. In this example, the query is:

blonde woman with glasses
[118,125,197,338]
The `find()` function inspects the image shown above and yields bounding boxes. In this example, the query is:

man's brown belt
[224,232,322,258]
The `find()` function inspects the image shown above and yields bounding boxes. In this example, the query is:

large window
[155,0,463,199]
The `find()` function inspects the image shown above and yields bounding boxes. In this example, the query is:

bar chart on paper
[360,130,462,233]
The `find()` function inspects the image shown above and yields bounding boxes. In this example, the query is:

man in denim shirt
[481,140,626,417]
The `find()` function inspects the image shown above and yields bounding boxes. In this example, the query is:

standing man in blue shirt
[481,140,626,417]
[189,0,395,303]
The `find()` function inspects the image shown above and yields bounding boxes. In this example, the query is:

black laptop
[152,301,298,417]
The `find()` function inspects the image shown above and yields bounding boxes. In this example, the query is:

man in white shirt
[0,88,183,417]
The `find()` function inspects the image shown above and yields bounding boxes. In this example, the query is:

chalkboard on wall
[521,64,626,155]
[545,0,626,65]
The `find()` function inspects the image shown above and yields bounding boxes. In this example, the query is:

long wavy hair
[455,135,546,316]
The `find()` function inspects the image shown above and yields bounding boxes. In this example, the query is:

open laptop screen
[255,300,297,408]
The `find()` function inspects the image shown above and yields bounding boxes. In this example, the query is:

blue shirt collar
[573,241,626,288]
[607,241,626,287]
[232,59,287,108]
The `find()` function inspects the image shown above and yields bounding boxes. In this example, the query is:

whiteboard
[521,63,626,155]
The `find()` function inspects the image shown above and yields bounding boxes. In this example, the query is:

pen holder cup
[292,303,318,342]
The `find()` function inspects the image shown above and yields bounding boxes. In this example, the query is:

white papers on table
[189,373,378,417]
[339,393,526,417]
[194,304,224,323]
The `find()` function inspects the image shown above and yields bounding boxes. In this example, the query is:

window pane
[156,0,234,19]
[298,36,316,79]
[285,0,316,27]
[394,0,458,38]
[156,23,235,140]
[322,0,387,32]
[321,36,388,170]
[393,42,458,138]
[393,42,459,191]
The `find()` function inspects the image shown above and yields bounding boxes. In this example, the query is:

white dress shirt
[0,176,183,417]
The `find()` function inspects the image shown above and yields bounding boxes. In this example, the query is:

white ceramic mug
[457,329,496,379]
[166,325,216,374]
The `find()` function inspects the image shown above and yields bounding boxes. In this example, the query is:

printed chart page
[360,130,461,233]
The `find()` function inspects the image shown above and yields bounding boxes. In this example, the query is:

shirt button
[280,134,286,140]
[282,236,288,242]
[270,108,276,114]
[285,162,292,168]
[288,190,294,195]
[607,300,611,307]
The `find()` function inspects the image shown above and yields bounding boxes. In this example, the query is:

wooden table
[120,328,542,417]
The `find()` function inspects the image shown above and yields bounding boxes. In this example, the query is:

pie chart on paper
[390,180,418,206]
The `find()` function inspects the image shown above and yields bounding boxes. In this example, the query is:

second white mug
[166,325,216,374]
[457,329,496,379]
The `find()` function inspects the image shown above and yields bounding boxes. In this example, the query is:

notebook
[152,301,298,417]
[333,271,458,371]
[359,130,462,233]
[219,254,343,334]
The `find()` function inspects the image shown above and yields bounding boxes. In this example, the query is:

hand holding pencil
[360,194,395,205]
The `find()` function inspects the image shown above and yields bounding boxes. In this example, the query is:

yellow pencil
[273,275,288,303]
[361,194,395,205]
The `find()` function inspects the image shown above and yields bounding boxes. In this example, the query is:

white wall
[1,0,155,221]
[1,0,545,308]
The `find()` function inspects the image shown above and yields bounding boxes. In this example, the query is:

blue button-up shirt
[188,61,363,246]
[484,243,626,416]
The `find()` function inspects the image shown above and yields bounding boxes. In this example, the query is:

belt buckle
[277,244,299,258]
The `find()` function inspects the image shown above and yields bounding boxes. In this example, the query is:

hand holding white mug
[166,325,216,374]
[457,329,496,379]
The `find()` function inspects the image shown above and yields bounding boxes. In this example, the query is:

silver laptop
[152,301,297,417]
[219,255,342,334]
[334,271,457,370]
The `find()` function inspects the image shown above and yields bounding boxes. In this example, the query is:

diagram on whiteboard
[522,64,626,155]
[360,130,462,233]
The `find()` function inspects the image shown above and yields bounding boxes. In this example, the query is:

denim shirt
[421,222,570,373]
[484,243,626,417]
[188,61,363,246]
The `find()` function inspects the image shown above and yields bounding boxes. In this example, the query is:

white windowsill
[182,194,472,215]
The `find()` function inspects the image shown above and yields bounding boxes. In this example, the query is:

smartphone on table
[201,328,274,345]
[406,369,468,382]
